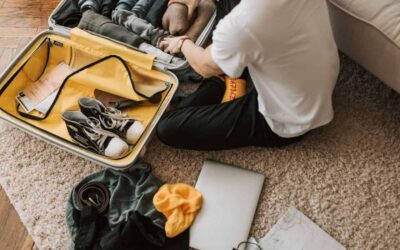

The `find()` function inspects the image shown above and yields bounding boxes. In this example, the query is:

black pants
[157,78,302,150]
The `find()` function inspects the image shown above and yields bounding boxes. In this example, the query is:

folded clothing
[55,0,82,28]
[145,0,169,28]
[116,0,139,11]
[132,0,156,18]
[138,43,185,65]
[112,9,168,47]
[99,211,189,250]
[114,0,167,27]
[153,183,203,238]
[78,0,118,17]
[78,10,184,65]
[78,10,144,47]
[66,164,190,250]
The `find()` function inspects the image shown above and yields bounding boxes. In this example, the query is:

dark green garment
[66,163,166,249]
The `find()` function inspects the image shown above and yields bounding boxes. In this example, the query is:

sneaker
[62,111,130,159]
[79,97,145,144]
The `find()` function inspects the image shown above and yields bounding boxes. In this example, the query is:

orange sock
[221,77,246,103]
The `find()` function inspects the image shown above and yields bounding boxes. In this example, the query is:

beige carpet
[1,54,400,250]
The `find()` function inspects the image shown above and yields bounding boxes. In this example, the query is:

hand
[159,36,188,55]
[169,0,200,20]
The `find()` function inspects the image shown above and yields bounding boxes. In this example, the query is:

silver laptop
[190,160,265,250]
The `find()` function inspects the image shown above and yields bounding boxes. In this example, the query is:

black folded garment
[78,0,100,13]
[60,12,83,28]
[145,0,168,28]
[77,0,119,17]
[54,0,82,28]
[99,211,190,250]
[132,0,156,18]
[115,0,139,11]
[101,0,118,17]
[111,9,168,47]
[78,10,144,47]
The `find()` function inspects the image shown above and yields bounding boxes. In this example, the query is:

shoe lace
[84,118,109,149]
[100,107,131,132]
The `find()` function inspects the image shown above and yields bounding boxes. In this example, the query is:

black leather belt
[77,182,109,214]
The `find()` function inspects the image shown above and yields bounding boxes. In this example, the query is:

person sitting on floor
[156,0,340,151]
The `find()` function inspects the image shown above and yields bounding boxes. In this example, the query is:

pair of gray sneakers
[62,97,145,159]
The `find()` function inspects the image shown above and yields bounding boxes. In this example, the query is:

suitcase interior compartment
[49,0,217,70]
[0,29,177,169]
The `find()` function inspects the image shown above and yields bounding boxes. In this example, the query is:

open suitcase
[0,1,217,170]
[50,0,217,81]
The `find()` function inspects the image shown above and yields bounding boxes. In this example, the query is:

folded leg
[157,87,300,150]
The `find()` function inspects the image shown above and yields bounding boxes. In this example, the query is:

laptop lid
[190,160,265,250]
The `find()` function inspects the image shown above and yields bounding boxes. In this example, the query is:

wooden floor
[0,0,60,249]
[0,187,35,250]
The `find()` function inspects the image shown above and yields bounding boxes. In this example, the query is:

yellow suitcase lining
[0,28,176,168]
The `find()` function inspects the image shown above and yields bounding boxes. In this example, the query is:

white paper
[34,90,59,114]
[259,207,346,250]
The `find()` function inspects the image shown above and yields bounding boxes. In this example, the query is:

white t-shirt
[211,0,340,138]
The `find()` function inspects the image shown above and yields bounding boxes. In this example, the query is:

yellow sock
[153,183,203,238]
[222,77,246,103]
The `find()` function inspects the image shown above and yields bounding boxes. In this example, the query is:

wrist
[178,36,190,51]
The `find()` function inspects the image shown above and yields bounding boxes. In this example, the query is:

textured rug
[1,54,400,250]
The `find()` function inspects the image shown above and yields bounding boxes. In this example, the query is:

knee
[169,21,190,36]
[162,4,190,35]
[156,113,180,146]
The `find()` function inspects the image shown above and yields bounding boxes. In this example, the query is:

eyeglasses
[232,241,262,250]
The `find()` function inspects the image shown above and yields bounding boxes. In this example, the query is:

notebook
[190,160,265,250]
[258,206,346,250]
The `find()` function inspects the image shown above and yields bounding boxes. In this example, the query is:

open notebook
[257,206,346,250]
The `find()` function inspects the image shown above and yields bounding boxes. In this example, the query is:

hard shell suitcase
[0,0,216,170]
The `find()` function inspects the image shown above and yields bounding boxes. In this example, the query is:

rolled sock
[138,43,185,64]
[153,183,203,238]
[221,77,246,103]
